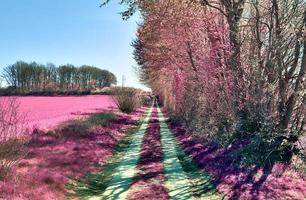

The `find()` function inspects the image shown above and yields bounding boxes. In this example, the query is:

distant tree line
[1,61,117,94]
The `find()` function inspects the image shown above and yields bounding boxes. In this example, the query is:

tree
[107,0,305,164]
[1,61,117,93]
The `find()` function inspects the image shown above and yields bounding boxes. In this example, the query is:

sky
[0,0,147,89]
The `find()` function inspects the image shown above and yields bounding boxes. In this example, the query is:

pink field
[0,107,146,200]
[12,95,116,130]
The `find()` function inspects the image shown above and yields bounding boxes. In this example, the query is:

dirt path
[83,103,219,200]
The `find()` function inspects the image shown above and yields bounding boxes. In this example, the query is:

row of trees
[108,0,305,165]
[1,61,117,92]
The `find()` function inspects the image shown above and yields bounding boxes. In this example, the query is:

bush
[0,97,27,179]
[112,87,141,113]
[239,130,300,167]
[0,139,26,179]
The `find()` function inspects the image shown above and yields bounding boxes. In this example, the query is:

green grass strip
[157,106,220,200]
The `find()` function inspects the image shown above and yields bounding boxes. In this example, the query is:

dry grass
[0,97,28,179]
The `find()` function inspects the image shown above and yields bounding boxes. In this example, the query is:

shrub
[0,138,26,179]
[112,87,141,113]
[0,97,27,179]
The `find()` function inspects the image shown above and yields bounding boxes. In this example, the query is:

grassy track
[157,106,220,200]
[69,103,220,200]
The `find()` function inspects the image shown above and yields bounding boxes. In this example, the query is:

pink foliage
[136,2,231,113]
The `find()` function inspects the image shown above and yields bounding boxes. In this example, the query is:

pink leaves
[136,1,232,113]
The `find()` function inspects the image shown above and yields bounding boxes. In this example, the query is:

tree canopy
[106,0,306,165]
[1,61,117,93]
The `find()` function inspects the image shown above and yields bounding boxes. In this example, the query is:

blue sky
[0,0,146,89]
